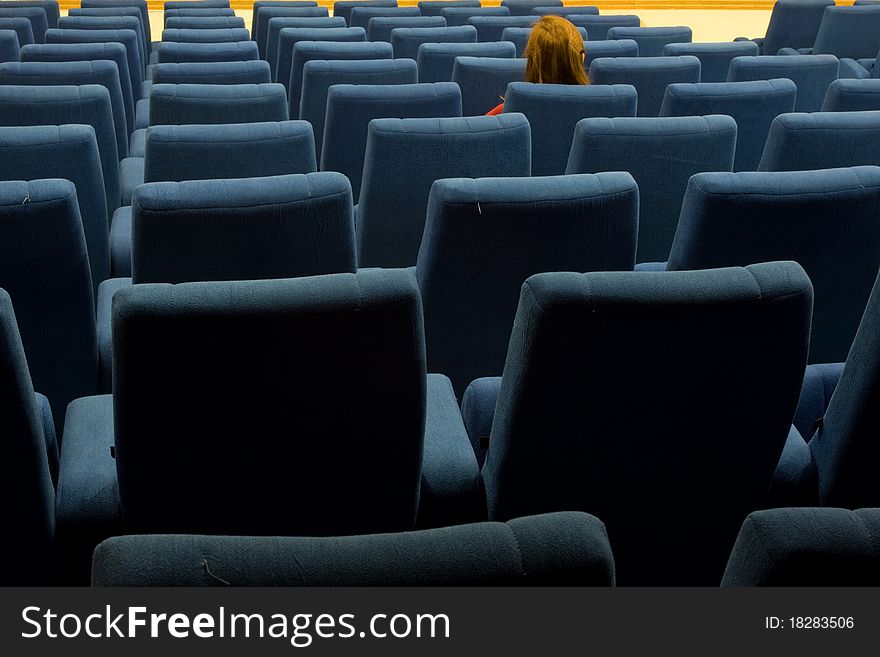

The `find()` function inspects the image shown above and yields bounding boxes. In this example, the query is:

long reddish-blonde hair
[524,15,589,85]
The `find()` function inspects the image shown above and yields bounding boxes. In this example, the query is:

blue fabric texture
[333,0,398,26]
[589,56,701,117]
[347,5,417,30]
[740,0,833,55]
[502,0,560,17]
[0,179,98,429]
[821,78,880,111]
[301,59,416,159]
[663,40,758,83]
[357,113,531,267]
[0,17,33,48]
[668,166,880,364]
[0,7,48,44]
[289,40,391,117]
[759,110,880,170]
[607,25,692,57]
[251,1,318,47]
[417,173,638,396]
[58,16,144,69]
[565,14,638,41]
[367,16,447,42]
[276,26,365,95]
[450,56,525,115]
[660,79,797,171]
[148,83,288,126]
[583,39,639,69]
[253,6,328,58]
[322,81,461,198]
[68,8,147,58]
[504,82,638,175]
[467,15,536,42]
[391,25,476,60]
[45,28,142,101]
[418,0,480,17]
[441,6,509,27]
[722,508,880,586]
[0,1,58,29]
[164,16,244,30]
[267,17,346,81]
[161,27,250,43]
[91,511,614,586]
[150,60,270,87]
[794,362,845,440]
[727,54,840,112]
[0,288,56,585]
[461,376,501,467]
[156,40,258,63]
[81,1,147,45]
[482,262,812,585]
[533,6,599,17]
[567,115,737,263]
[417,40,515,83]
[808,5,880,59]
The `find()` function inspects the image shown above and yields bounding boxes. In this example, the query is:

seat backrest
[255,6,328,57]
[68,7,146,55]
[276,26,364,94]
[669,166,880,364]
[568,115,737,263]
[502,0,560,16]
[93,511,615,586]
[143,121,315,184]
[357,113,531,267]
[533,6,600,17]
[289,40,391,116]
[0,28,17,64]
[565,15,639,41]
[722,508,880,586]
[156,40,258,64]
[0,287,55,586]
[727,54,840,112]
[0,7,48,44]
[468,15,536,42]
[268,17,347,81]
[0,17,34,47]
[251,0,318,45]
[0,125,108,294]
[0,84,119,214]
[367,16,446,42]
[21,42,134,130]
[333,0,398,25]
[0,179,97,427]
[451,56,525,115]
[58,16,143,70]
[165,0,231,7]
[81,0,148,43]
[821,78,880,111]
[161,27,250,43]
[164,16,244,30]
[323,81,461,197]
[151,61,271,87]
[45,29,142,100]
[112,269,426,536]
[502,25,586,57]
[391,25,476,60]
[418,173,638,395]
[607,25,692,57]
[149,83,288,126]
[0,60,128,157]
[419,0,480,17]
[663,40,758,83]
[417,40,515,83]
[810,265,880,507]
[504,82,637,176]
[483,262,812,585]
[0,1,58,29]
[761,0,834,55]
[165,7,235,19]
[349,5,419,29]
[812,5,880,59]
[589,56,701,117]
[300,58,417,159]
[583,39,639,69]
[131,172,355,284]
[442,6,510,27]
[660,79,797,171]
[759,110,880,171]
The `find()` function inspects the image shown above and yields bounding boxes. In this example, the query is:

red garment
[486,102,504,116]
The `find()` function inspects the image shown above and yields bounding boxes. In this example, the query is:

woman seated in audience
[487,15,588,115]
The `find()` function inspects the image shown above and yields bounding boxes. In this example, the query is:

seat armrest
[135,97,149,130]
[129,128,146,157]
[776,47,803,55]
[461,376,502,468]
[97,277,133,393]
[635,261,668,272]
[119,157,145,207]
[793,362,845,440]
[839,58,871,79]
[34,392,58,487]
[56,395,120,583]
[418,373,485,527]
[767,425,819,507]
[110,206,133,278]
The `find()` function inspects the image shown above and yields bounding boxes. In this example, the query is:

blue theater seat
[532,6,599,18]
[503,82,637,176]
[502,0,560,17]
[821,78,880,111]
[451,56,525,115]
[0,18,34,48]
[473,262,812,584]
[660,79,797,171]
[161,27,250,43]
[349,6,420,30]
[255,6,328,58]
[583,39,639,69]
[0,7,48,44]
[607,25,692,57]
[165,0,231,8]
[0,1,58,29]
[0,286,56,585]
[140,60,271,112]
[357,113,531,267]
[442,7,510,28]
[566,14,639,41]
[81,1,148,47]
[567,115,737,263]
[418,173,638,397]
[418,0,480,17]
[165,7,234,19]
[68,8,147,57]
[589,56,701,117]
[367,16,446,42]
[250,1,318,48]
[45,29,142,101]
[727,54,840,112]
[333,0,398,26]
[322,82,462,198]
[778,5,880,59]
[390,25,477,60]
[735,0,832,55]
[58,16,144,70]
[164,16,244,30]
[0,179,98,430]
[275,26,363,91]
[92,512,615,586]
[663,41,758,83]
[300,58,417,158]
[155,40,258,65]
[468,16,537,42]
[417,41,516,83]
[0,28,17,64]
[267,17,346,81]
